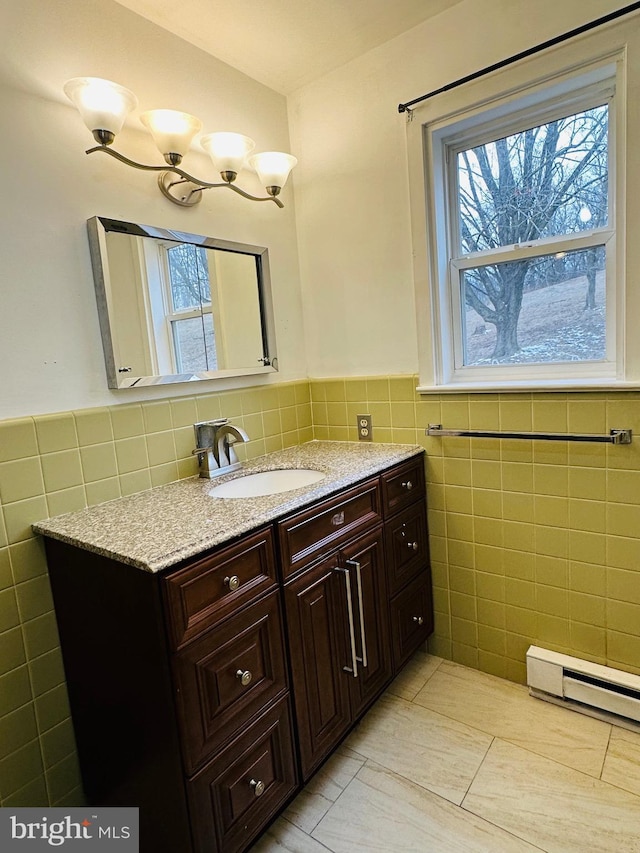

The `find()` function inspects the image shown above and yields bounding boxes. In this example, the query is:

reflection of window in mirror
[92,217,275,387]
[163,243,217,373]
[115,236,265,376]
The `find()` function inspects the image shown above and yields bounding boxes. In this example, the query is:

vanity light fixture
[64,77,297,208]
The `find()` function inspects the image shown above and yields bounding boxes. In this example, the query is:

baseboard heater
[526,645,640,731]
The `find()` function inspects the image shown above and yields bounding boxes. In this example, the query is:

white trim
[416,379,640,394]
[407,34,632,393]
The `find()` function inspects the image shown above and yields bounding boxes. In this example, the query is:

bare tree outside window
[455,104,609,365]
[166,244,217,372]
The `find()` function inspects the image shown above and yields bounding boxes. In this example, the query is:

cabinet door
[390,570,433,670]
[284,555,352,780]
[341,528,392,718]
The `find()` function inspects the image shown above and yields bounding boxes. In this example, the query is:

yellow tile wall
[311,378,640,684]
[0,381,312,807]
[3,373,640,807]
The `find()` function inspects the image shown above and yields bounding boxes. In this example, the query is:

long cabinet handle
[334,567,358,678]
[346,559,368,669]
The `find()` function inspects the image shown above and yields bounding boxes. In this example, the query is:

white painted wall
[288,0,628,379]
[0,0,633,416]
[0,0,305,419]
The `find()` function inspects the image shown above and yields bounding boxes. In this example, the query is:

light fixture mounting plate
[158,171,202,207]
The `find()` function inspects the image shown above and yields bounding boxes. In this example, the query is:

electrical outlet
[357,414,372,441]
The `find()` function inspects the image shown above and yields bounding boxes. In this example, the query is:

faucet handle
[194,418,228,428]
[192,445,213,456]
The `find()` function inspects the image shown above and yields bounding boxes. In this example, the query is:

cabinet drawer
[381,456,425,518]
[385,502,430,596]
[188,698,297,853]
[390,570,433,670]
[279,478,381,579]
[163,527,277,649]
[172,590,288,774]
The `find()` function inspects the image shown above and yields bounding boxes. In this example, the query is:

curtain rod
[397,2,640,114]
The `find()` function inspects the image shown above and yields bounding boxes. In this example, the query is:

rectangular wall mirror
[87,217,278,388]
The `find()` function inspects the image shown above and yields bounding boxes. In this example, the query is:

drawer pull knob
[236,669,252,687]
[413,615,424,625]
[250,779,265,797]
[224,575,240,591]
[402,480,413,490]
[407,541,419,552]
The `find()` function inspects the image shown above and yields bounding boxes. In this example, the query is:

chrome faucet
[216,422,250,471]
[192,419,249,479]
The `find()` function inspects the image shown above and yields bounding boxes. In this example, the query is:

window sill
[417,379,640,395]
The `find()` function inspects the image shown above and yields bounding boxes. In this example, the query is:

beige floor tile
[602,726,640,797]
[250,816,332,852]
[414,661,610,776]
[345,692,492,805]
[386,651,443,701]
[463,738,640,853]
[283,787,334,835]
[305,746,366,801]
[283,746,366,833]
[312,761,542,852]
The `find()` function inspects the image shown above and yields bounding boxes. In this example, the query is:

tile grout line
[458,737,550,853]
[400,662,640,801]
[599,723,614,782]
[305,762,369,848]
[462,733,494,799]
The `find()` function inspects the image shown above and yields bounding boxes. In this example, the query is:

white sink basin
[208,468,326,498]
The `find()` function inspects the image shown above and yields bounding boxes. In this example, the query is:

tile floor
[250,652,640,852]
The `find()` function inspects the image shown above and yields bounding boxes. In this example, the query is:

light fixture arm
[85,145,284,208]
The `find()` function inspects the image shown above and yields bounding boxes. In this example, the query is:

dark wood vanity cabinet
[283,525,391,779]
[43,452,432,853]
[382,457,433,668]
[280,459,431,781]
[46,526,297,853]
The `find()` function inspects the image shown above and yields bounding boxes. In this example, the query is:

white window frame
[160,242,217,373]
[408,42,631,393]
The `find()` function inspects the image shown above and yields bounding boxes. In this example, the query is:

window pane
[172,315,217,372]
[462,245,605,366]
[167,245,211,311]
[457,106,608,253]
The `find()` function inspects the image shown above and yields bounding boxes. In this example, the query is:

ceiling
[113,0,464,94]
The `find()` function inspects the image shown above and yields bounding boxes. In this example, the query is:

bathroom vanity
[34,441,433,853]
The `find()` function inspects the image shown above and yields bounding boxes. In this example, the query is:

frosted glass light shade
[140,109,202,165]
[200,133,255,179]
[64,77,137,142]
[249,152,297,193]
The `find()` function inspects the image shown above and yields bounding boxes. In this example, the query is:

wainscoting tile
[414,660,610,776]
[463,738,640,853]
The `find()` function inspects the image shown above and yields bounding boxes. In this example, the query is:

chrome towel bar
[426,425,633,445]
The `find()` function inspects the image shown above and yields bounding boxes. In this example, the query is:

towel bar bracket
[426,425,632,445]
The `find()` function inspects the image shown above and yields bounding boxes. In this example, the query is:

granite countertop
[33,440,424,573]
